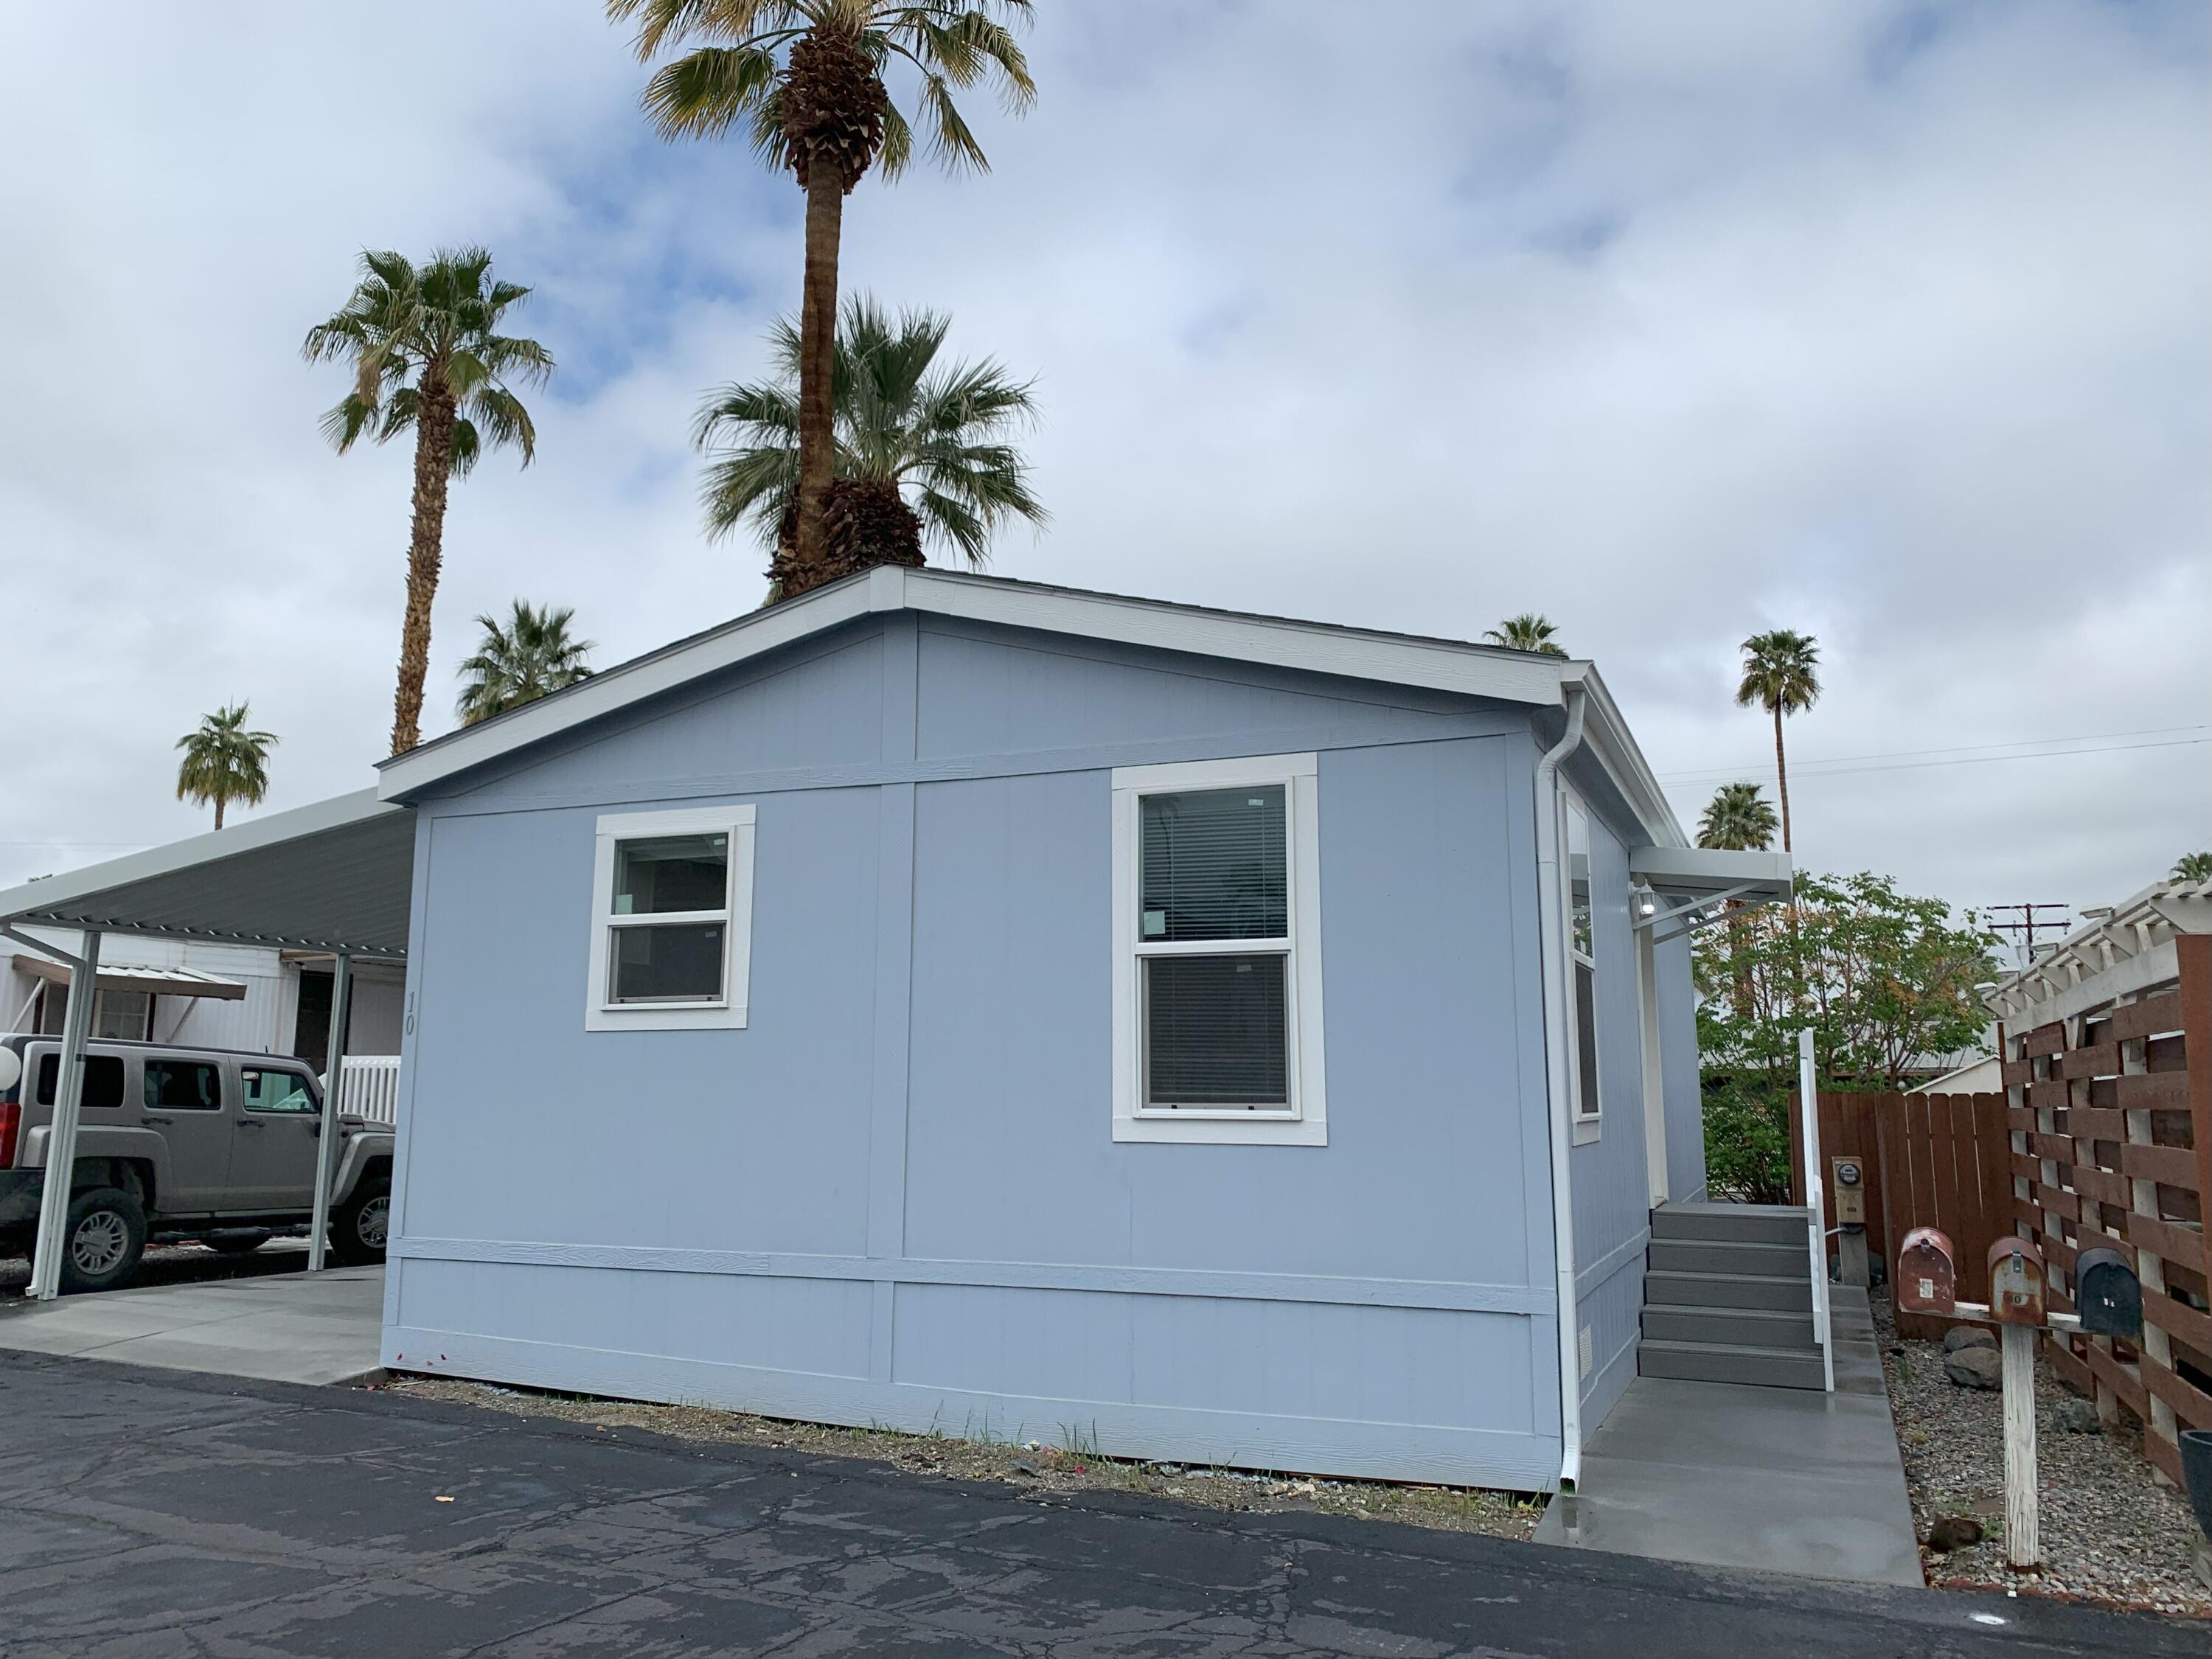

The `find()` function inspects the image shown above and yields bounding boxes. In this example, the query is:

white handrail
[1798,1028,1834,1391]
[324,1054,401,1126]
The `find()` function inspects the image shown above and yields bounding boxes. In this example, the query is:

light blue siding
[1564,777,1652,1431]
[383,615,1586,1490]
[1658,932,1706,1201]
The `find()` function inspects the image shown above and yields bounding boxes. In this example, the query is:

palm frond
[640,44,784,142]
[465,386,538,467]
[448,417,481,479]
[319,392,381,454]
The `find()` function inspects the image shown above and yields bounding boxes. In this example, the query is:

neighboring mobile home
[372,568,1787,1491]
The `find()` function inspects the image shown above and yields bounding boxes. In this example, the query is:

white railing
[1798,1027,1835,1391]
[331,1054,401,1125]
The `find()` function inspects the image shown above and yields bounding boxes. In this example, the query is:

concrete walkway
[0,1265,383,1386]
[1535,1285,1924,1587]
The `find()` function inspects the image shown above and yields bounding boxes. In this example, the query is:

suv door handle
[142,1116,173,1127]
[237,1119,265,1130]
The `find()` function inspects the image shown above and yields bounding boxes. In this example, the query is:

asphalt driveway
[0,1353,2199,1658]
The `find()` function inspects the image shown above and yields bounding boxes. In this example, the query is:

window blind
[1139,785,1287,942]
[1144,953,1290,1106]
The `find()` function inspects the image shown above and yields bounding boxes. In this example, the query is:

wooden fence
[1790,1090,2011,1340]
[1791,936,2212,1485]
[2002,938,2212,1488]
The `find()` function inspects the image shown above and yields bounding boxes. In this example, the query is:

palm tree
[456,602,597,725]
[610,0,1034,591]
[175,704,276,831]
[696,295,1045,583]
[303,248,554,756]
[1697,782,1778,851]
[1735,630,1821,853]
[1480,613,1567,655]
[2174,851,2212,884]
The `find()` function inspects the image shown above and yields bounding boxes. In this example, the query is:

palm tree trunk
[392,389,457,755]
[1772,704,1792,853]
[214,796,226,832]
[793,164,845,579]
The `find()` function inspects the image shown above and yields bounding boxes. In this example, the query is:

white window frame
[1110,752,1326,1147]
[585,804,757,1032]
[1562,787,1603,1144]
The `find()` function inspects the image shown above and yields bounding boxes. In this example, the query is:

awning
[0,790,414,959]
[1628,845,1794,945]
[1629,845,1794,900]
[12,956,248,1001]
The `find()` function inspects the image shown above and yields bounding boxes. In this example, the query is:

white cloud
[1,0,2204,919]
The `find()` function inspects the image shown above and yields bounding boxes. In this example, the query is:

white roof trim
[1629,845,1793,900]
[377,567,1688,848]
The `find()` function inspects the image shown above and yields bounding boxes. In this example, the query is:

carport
[0,790,413,1298]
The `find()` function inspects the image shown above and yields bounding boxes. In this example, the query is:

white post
[1798,1026,1834,1391]
[307,951,352,1272]
[29,929,102,1300]
[2001,1321,2039,1568]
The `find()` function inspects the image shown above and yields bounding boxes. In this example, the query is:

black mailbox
[2074,1247,2143,1341]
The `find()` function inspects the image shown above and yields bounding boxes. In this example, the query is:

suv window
[34,1054,126,1110]
[145,1060,222,1111]
[240,1068,318,1115]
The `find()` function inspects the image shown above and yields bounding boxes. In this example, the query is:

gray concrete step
[1649,1203,1810,1247]
[1638,1338,1827,1391]
[1642,1302,1818,1351]
[1643,1268,1814,1312]
[1646,1237,1807,1278]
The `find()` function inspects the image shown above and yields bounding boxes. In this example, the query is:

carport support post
[29,928,102,1300]
[307,950,352,1272]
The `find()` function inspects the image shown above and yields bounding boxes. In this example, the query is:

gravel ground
[386,1374,1545,1541]
[1874,1291,2211,1618]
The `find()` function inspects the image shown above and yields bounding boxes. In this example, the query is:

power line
[1657,727,2210,787]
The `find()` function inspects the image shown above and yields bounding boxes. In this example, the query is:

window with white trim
[1111,754,1326,1146]
[1562,790,1601,1140]
[585,805,756,1032]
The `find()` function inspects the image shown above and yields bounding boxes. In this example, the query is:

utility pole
[1988,902,2071,970]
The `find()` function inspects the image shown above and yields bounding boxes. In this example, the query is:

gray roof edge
[375,566,1688,849]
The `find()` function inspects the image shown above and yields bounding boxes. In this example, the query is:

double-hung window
[585,805,757,1031]
[1111,754,1326,1145]
[1562,790,1602,1141]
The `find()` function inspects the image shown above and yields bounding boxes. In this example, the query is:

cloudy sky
[2,1,2205,938]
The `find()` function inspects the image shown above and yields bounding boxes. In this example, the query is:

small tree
[175,703,276,830]
[2174,851,2212,883]
[1694,871,2002,1200]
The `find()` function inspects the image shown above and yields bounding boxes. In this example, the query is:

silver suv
[0,1034,394,1293]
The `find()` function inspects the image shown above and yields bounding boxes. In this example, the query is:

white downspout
[1536,686,1588,1492]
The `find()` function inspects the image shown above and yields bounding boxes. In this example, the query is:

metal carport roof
[0,790,413,959]
[0,788,414,1299]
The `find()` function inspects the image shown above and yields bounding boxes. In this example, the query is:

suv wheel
[329,1178,389,1266]
[60,1187,147,1294]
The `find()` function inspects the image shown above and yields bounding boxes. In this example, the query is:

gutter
[1534,685,1588,1492]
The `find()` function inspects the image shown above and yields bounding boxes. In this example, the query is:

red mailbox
[1988,1236,2047,1326]
[1898,1226,1958,1317]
